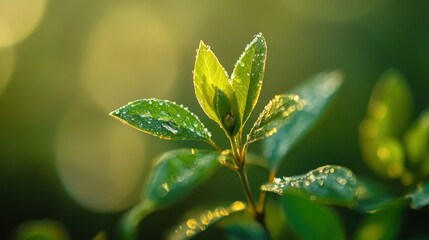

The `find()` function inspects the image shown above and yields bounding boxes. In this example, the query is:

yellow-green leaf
[194,41,234,128]
[231,33,267,125]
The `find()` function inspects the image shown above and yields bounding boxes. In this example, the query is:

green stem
[237,167,258,216]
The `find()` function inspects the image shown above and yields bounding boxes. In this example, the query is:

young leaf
[214,87,240,135]
[119,149,222,240]
[167,201,247,240]
[247,94,304,144]
[231,33,267,125]
[194,41,236,131]
[282,192,346,240]
[261,165,358,206]
[406,181,429,209]
[110,99,212,142]
[262,71,342,171]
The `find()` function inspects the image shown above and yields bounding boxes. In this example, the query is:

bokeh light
[0,0,47,48]
[55,102,147,213]
[0,46,14,96]
[82,3,177,112]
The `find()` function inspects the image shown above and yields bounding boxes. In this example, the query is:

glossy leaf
[194,41,236,129]
[354,207,402,240]
[231,33,267,125]
[261,165,358,206]
[282,192,346,240]
[247,94,304,144]
[406,182,429,209]
[214,87,240,135]
[167,201,247,240]
[119,149,222,240]
[404,108,429,167]
[262,71,342,170]
[110,99,212,142]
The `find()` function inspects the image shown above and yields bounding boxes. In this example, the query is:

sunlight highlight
[82,3,177,112]
[55,103,147,213]
[0,0,47,48]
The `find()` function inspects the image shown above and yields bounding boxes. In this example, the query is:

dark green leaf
[261,165,358,206]
[355,177,395,212]
[282,192,346,240]
[262,71,342,171]
[406,182,429,209]
[110,99,212,142]
[167,201,247,240]
[354,207,402,240]
[231,33,267,125]
[247,94,304,144]
[214,87,239,135]
[194,41,235,128]
[222,219,271,240]
[119,149,222,240]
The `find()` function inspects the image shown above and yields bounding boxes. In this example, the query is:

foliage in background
[110,33,360,240]
[355,70,429,240]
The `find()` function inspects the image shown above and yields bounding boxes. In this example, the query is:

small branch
[207,140,223,152]
[258,170,276,213]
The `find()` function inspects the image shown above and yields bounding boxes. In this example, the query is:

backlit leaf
[167,201,247,240]
[359,70,412,179]
[231,33,267,125]
[246,94,304,144]
[282,192,346,240]
[194,41,235,129]
[110,99,212,142]
[406,181,429,209]
[261,165,358,206]
[404,108,429,167]
[119,149,222,240]
[262,71,342,171]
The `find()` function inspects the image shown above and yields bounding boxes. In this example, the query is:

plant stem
[237,167,258,216]
[258,170,276,212]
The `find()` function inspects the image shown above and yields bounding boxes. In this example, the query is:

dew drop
[162,122,178,134]
[157,183,170,197]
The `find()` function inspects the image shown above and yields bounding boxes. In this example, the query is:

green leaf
[194,41,236,130]
[231,33,267,125]
[167,201,247,240]
[222,219,271,240]
[214,87,239,135]
[282,192,346,240]
[261,165,358,206]
[363,69,413,139]
[353,207,402,240]
[110,99,212,142]
[359,70,412,179]
[119,149,222,240]
[13,219,70,240]
[404,108,429,167]
[262,71,342,171]
[247,94,304,144]
[355,177,395,213]
[406,181,429,209]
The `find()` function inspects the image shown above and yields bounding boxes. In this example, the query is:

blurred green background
[1,0,428,239]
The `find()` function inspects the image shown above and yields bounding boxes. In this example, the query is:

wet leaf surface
[262,71,342,171]
[167,201,247,240]
[110,99,212,142]
[247,94,304,144]
[406,181,429,209]
[261,165,358,206]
